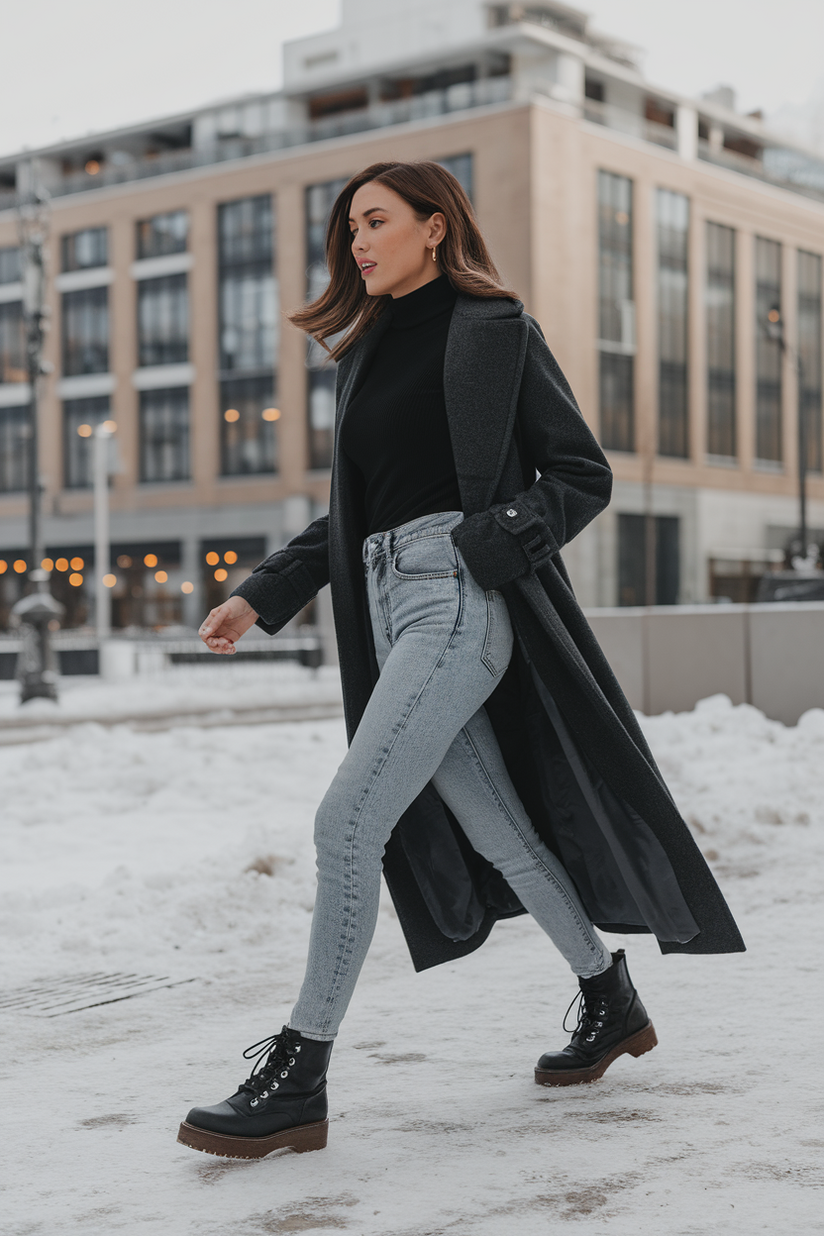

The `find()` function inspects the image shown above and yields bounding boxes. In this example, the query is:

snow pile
[1,695,821,1235]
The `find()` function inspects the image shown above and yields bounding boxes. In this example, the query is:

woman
[177,160,744,1161]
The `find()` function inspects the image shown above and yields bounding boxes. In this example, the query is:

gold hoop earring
[432,246,437,262]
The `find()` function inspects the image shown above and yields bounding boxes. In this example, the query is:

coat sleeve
[229,514,330,636]
[451,316,612,592]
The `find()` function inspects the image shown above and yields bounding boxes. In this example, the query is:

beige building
[1,0,823,628]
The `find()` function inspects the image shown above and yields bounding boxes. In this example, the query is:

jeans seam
[312,572,466,1034]
[458,726,607,966]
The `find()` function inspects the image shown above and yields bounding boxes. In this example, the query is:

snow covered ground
[1,685,822,1235]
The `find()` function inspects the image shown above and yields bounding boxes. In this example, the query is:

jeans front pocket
[481,588,512,676]
[391,533,459,581]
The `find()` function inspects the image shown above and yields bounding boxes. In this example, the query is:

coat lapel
[444,294,529,515]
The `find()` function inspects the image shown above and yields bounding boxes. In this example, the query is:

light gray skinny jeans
[290,511,611,1040]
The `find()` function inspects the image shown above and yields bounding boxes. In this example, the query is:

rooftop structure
[3,1,824,211]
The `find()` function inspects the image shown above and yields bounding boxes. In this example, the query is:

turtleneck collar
[387,274,458,330]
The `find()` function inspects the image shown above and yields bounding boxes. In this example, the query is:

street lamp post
[11,187,64,703]
[765,305,810,562]
[93,422,115,639]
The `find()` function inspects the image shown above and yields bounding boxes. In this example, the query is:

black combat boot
[178,1026,333,1159]
[535,949,657,1086]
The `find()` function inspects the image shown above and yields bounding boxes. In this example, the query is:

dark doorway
[618,513,680,606]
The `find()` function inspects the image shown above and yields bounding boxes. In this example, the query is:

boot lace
[238,1026,301,1105]
[562,992,610,1045]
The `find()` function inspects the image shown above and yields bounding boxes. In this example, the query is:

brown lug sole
[534,1021,658,1087]
[177,1117,329,1159]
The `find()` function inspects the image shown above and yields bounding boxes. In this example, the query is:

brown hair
[287,159,519,362]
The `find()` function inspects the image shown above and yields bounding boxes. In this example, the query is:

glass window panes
[706,222,736,459]
[219,266,276,371]
[0,300,26,383]
[138,274,188,367]
[438,152,474,202]
[305,176,350,470]
[798,250,822,474]
[139,387,190,482]
[63,396,111,488]
[598,170,634,451]
[136,210,188,260]
[62,286,109,376]
[657,189,689,459]
[0,246,21,285]
[218,195,276,374]
[0,406,29,493]
[755,237,783,463]
[220,376,278,475]
[61,228,108,272]
[218,195,273,266]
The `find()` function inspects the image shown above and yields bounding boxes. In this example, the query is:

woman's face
[348,182,446,299]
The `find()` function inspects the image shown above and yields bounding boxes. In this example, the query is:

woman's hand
[198,596,259,654]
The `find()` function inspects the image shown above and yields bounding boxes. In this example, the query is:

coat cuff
[230,553,317,630]
[451,504,559,592]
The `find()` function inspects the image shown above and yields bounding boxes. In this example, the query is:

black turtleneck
[339,274,462,536]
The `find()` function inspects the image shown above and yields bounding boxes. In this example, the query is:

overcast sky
[1,0,822,158]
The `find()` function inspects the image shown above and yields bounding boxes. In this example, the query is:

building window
[706,222,736,459]
[139,387,189,482]
[136,210,188,260]
[220,375,278,475]
[63,396,111,488]
[200,536,267,611]
[62,286,109,375]
[61,227,108,272]
[0,300,26,383]
[755,237,783,464]
[617,513,680,606]
[138,274,188,367]
[798,250,822,474]
[108,541,183,629]
[438,152,474,202]
[0,406,28,493]
[218,195,276,373]
[598,171,634,451]
[0,246,21,285]
[305,177,350,471]
[657,189,689,458]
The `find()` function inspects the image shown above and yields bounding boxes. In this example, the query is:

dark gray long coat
[235,292,745,970]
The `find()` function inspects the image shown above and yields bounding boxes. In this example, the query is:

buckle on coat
[520,532,552,569]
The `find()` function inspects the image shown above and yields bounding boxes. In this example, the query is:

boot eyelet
[250,1099,259,1107]
[294,1045,301,1052]
[288,1058,295,1066]
[260,1090,268,1099]
[271,1082,279,1090]
[280,1069,289,1078]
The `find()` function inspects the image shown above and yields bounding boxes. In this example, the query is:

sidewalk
[0,662,343,743]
